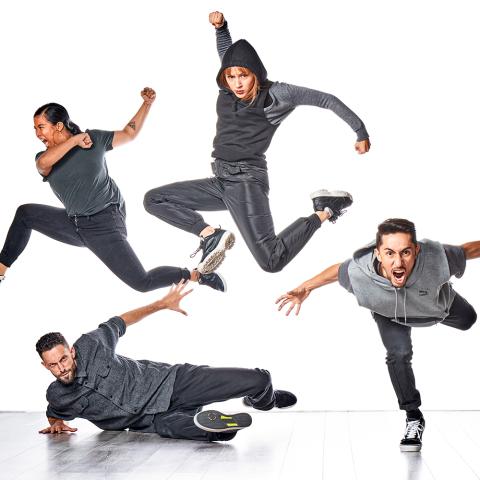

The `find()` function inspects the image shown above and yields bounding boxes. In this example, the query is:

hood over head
[217,39,268,88]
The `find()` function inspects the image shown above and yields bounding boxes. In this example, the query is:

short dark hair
[376,218,417,248]
[36,332,69,358]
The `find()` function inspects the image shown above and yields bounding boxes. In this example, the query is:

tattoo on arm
[128,121,136,131]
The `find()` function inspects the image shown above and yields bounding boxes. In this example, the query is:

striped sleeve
[215,21,232,60]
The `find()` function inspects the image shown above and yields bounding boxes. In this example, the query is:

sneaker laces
[190,243,203,258]
[190,226,222,258]
[404,419,424,439]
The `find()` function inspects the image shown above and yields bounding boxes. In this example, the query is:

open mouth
[392,269,406,284]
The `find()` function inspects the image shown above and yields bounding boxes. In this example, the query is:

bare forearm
[123,101,152,139]
[36,137,78,174]
[462,241,480,260]
[119,299,167,327]
[299,263,341,291]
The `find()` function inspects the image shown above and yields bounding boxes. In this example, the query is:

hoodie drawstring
[394,288,408,325]
[394,288,399,323]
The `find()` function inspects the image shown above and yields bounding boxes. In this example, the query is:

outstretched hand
[157,280,193,316]
[209,11,224,28]
[141,87,156,105]
[275,287,311,316]
[39,420,77,434]
[355,139,370,154]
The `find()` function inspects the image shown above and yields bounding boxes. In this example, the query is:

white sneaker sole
[310,189,353,201]
[197,231,236,274]
[400,444,422,452]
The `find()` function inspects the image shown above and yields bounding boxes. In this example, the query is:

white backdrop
[1,0,480,413]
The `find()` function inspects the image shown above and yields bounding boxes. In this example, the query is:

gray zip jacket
[340,239,466,326]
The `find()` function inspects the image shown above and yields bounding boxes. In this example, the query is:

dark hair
[36,332,69,358]
[376,218,417,248]
[34,103,82,135]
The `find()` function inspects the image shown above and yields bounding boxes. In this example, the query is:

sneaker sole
[399,444,422,452]
[197,232,236,274]
[194,410,252,432]
[310,189,353,202]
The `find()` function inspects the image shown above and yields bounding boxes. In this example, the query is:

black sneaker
[243,389,297,409]
[273,390,297,409]
[400,417,425,452]
[194,410,252,433]
[190,229,235,274]
[197,271,227,292]
[310,189,353,223]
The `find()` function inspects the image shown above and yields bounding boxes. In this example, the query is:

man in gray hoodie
[276,218,479,452]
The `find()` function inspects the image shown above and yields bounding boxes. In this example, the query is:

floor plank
[2,411,480,480]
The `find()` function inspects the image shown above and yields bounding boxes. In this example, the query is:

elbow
[124,126,138,142]
[36,157,51,176]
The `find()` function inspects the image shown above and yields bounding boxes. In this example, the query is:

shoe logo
[418,289,428,296]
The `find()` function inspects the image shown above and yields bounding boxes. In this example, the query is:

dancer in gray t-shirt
[0,89,224,293]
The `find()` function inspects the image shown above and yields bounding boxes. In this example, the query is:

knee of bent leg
[251,368,272,391]
[459,308,477,331]
[386,347,412,365]
[259,263,284,274]
[255,255,285,273]
[143,187,169,213]
[15,204,34,219]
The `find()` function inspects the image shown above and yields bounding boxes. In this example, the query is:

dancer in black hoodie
[144,12,370,274]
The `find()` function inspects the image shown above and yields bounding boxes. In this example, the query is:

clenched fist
[209,11,224,29]
[141,87,156,105]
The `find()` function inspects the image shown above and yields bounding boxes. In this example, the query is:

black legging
[144,163,322,273]
[374,292,477,411]
[0,203,190,291]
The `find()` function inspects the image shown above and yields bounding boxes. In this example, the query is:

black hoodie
[212,40,276,165]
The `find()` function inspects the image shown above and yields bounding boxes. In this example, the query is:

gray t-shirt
[338,244,466,293]
[37,129,123,216]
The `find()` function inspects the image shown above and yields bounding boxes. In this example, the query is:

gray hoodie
[339,239,466,326]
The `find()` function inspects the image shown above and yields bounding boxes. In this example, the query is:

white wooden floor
[1,411,480,480]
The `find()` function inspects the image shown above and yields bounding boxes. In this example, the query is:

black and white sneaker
[190,229,235,274]
[400,417,425,452]
[310,189,353,223]
[0,275,4,284]
[197,271,227,292]
[194,410,252,433]
[243,389,297,409]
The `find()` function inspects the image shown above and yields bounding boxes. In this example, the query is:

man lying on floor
[36,281,296,441]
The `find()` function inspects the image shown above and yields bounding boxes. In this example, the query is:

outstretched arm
[462,241,480,260]
[111,87,156,148]
[276,263,341,316]
[209,11,232,60]
[120,280,193,327]
[39,416,78,434]
[271,83,370,154]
